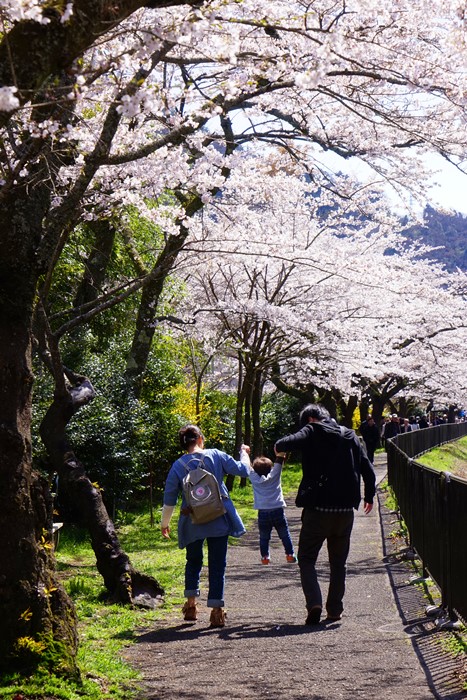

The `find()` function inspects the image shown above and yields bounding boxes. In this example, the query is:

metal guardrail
[386,423,467,624]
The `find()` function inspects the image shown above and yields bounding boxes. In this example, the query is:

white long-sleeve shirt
[248,459,287,511]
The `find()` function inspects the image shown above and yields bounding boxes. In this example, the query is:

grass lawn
[416,436,467,480]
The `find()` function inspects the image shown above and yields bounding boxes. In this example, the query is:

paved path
[125,456,467,700]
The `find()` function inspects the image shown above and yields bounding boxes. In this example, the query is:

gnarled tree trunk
[0,205,78,673]
[0,0,204,674]
[39,370,164,607]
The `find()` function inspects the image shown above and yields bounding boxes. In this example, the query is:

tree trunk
[365,376,408,425]
[227,357,246,492]
[39,372,164,607]
[234,356,244,454]
[359,399,370,423]
[238,366,255,487]
[316,389,338,420]
[396,396,409,418]
[334,392,358,428]
[251,371,264,457]
[0,204,78,672]
[369,395,386,426]
[74,219,116,309]
[125,227,190,397]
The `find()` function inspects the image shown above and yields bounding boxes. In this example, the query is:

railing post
[440,471,450,613]
[442,472,457,621]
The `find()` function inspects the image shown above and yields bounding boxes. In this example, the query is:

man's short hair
[299,403,330,426]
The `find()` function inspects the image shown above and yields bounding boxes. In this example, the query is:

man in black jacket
[383,414,401,443]
[275,404,376,626]
[359,414,380,463]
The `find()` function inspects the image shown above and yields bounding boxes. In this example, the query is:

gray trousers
[298,508,354,618]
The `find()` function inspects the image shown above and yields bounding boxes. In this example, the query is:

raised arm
[275,425,312,453]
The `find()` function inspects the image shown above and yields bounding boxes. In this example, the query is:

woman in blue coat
[161,424,250,627]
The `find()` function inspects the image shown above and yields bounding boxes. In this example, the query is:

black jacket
[275,420,376,510]
[359,420,380,448]
[383,421,401,440]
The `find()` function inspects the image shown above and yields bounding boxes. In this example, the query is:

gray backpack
[182,454,227,525]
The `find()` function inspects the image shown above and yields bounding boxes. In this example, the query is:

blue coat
[163,448,250,549]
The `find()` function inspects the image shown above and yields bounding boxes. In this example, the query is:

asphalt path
[125,455,467,700]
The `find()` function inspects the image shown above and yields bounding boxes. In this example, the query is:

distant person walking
[248,453,297,565]
[400,418,412,433]
[359,415,380,463]
[418,415,430,429]
[275,404,375,626]
[382,414,401,447]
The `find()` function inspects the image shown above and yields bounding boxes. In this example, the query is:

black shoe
[305,606,322,625]
[324,614,342,623]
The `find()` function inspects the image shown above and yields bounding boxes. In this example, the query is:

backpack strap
[181,452,206,474]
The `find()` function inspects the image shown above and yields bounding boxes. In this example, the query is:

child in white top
[248,454,296,565]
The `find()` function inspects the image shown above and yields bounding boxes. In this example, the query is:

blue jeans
[298,508,354,618]
[184,535,228,607]
[258,508,294,558]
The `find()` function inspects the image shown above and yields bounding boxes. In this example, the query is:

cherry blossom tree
[1,0,467,670]
[177,161,466,437]
[0,0,204,673]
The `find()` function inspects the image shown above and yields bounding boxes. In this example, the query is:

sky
[425,155,467,214]
[230,110,467,217]
[318,150,467,217]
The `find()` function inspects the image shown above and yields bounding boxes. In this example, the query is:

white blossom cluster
[0,86,19,112]
[178,160,466,404]
[1,0,466,404]
[0,0,47,23]
[0,0,73,23]
[62,1,463,214]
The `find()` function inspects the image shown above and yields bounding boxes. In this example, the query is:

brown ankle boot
[182,601,198,621]
[209,607,226,627]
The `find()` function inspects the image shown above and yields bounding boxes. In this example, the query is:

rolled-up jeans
[184,535,228,608]
[298,508,354,618]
